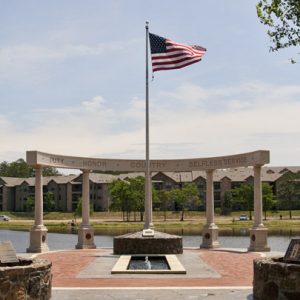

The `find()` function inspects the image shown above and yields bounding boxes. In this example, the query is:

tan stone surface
[26,150,270,172]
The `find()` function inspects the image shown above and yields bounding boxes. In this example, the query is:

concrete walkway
[34,248,276,299]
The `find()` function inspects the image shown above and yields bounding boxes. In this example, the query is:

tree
[232,184,254,220]
[0,159,33,177]
[0,161,9,176]
[262,183,277,220]
[0,158,60,177]
[277,173,298,219]
[24,196,35,212]
[221,190,233,215]
[156,190,172,221]
[127,176,146,221]
[109,179,131,221]
[42,167,61,176]
[232,183,277,220]
[43,192,55,212]
[74,197,94,219]
[257,0,300,57]
[170,183,201,221]
[108,177,159,222]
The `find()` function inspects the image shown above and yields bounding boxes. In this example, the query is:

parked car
[239,214,248,221]
[0,215,10,221]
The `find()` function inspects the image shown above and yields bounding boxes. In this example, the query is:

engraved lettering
[49,157,64,165]
[82,160,106,168]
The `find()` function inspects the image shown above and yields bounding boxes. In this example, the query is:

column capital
[81,169,90,174]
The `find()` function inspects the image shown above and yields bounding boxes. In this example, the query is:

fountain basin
[111,254,186,274]
[128,255,170,270]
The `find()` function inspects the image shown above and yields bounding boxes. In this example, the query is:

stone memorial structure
[113,231,183,254]
[0,241,52,299]
[26,149,270,253]
[253,239,300,299]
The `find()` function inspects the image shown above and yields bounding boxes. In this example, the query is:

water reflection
[48,226,300,237]
[1,228,299,254]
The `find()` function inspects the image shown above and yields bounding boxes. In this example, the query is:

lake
[0,228,297,254]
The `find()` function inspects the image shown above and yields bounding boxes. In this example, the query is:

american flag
[149,33,206,72]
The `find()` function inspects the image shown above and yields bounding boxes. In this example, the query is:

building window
[214,192,221,200]
[214,182,220,190]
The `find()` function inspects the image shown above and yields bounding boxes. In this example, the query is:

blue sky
[1,0,299,169]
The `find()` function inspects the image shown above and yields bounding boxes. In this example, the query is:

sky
[1,0,299,172]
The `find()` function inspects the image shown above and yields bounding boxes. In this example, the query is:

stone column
[201,169,220,249]
[76,170,96,249]
[27,166,49,253]
[248,165,270,251]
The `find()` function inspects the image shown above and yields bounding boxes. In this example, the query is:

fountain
[127,255,170,271]
[111,254,185,274]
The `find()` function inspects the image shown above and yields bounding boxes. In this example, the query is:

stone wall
[0,258,52,300]
[114,231,183,254]
[253,256,300,300]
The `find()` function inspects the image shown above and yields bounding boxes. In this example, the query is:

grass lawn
[1,210,300,232]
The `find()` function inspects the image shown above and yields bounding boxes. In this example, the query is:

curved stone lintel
[26,150,270,172]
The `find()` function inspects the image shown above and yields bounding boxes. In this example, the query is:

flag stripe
[149,33,206,72]
[152,55,202,66]
[152,58,203,71]
[152,59,204,72]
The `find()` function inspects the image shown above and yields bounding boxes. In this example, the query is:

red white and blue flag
[149,33,207,72]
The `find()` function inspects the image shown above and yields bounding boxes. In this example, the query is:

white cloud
[0,82,299,167]
[0,41,131,65]
[0,39,141,82]
[82,96,105,112]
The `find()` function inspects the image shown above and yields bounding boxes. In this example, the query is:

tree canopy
[257,0,300,56]
[108,176,153,221]
[262,183,277,220]
[0,158,60,177]
[231,183,276,220]
[170,183,201,221]
[232,184,254,220]
[277,172,300,218]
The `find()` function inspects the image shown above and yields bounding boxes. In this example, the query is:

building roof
[1,166,300,187]
[0,177,25,187]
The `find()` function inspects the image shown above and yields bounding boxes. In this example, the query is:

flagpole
[144,21,153,231]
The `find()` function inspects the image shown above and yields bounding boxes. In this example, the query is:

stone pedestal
[200,225,220,249]
[253,256,300,300]
[76,227,96,249]
[248,227,270,252]
[0,258,52,300]
[113,231,182,254]
[27,227,49,253]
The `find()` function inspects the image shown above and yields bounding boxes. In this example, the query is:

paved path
[52,287,253,300]
[35,248,270,299]
[37,248,261,288]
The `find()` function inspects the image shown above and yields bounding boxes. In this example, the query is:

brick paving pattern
[38,249,260,288]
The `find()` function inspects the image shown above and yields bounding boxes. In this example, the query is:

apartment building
[0,166,300,212]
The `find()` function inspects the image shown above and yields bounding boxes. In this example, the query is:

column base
[76,227,96,249]
[248,227,270,252]
[27,226,49,253]
[200,224,220,249]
